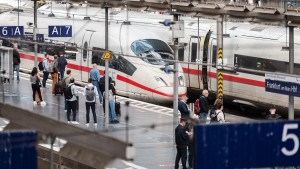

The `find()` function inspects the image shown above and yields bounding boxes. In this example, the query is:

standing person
[83,78,98,127]
[89,63,102,104]
[199,89,209,122]
[12,44,20,81]
[30,67,44,106]
[214,99,226,123]
[57,54,67,80]
[51,54,59,94]
[178,96,190,119]
[42,54,50,88]
[103,82,119,123]
[65,77,79,124]
[62,69,73,112]
[266,106,282,120]
[175,117,190,169]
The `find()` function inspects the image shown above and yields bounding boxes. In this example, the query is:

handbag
[36,76,42,87]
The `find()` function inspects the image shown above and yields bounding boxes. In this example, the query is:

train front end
[131,39,187,105]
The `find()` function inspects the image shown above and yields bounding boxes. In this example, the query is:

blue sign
[194,121,300,169]
[36,34,44,42]
[48,25,72,37]
[0,26,24,37]
[265,73,300,97]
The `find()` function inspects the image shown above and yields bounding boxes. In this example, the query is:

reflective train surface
[1,3,300,115]
[0,4,187,105]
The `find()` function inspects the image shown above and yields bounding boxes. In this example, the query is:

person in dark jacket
[57,54,68,80]
[178,96,190,119]
[12,44,21,81]
[175,117,190,169]
[199,89,209,122]
[266,106,282,120]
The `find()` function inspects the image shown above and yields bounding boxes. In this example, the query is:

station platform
[0,72,257,169]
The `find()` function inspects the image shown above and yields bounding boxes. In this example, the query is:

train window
[211,45,217,67]
[131,39,173,65]
[178,48,184,61]
[191,43,197,62]
[91,47,105,66]
[114,56,137,76]
[83,42,88,61]
[235,54,289,75]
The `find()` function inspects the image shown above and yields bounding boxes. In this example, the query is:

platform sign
[0,26,24,37]
[48,25,72,37]
[194,121,300,169]
[265,72,300,97]
[36,33,44,42]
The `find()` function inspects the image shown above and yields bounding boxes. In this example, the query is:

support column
[33,0,38,67]
[288,26,294,120]
[217,16,223,99]
[173,14,179,145]
[104,5,110,126]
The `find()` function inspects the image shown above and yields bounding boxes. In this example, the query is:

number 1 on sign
[281,124,299,156]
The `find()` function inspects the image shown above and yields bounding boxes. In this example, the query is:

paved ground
[0,73,260,169]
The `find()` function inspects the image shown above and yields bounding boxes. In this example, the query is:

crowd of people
[176,89,282,169]
[26,51,120,126]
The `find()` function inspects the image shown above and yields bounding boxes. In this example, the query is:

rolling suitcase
[115,96,121,116]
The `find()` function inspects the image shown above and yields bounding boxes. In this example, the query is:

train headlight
[179,76,184,86]
[154,76,168,87]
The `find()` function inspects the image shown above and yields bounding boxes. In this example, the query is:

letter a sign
[102,51,111,60]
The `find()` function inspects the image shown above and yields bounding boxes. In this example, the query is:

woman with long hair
[30,67,44,106]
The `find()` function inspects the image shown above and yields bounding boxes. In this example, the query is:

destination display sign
[0,26,24,37]
[265,73,300,97]
[48,25,72,37]
[194,121,300,169]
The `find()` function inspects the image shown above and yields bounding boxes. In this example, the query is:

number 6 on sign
[281,124,299,156]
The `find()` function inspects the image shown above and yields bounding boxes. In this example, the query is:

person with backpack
[210,99,226,123]
[62,69,72,112]
[199,89,209,122]
[42,54,50,88]
[64,77,79,125]
[83,78,99,127]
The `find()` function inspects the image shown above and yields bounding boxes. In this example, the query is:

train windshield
[131,39,174,65]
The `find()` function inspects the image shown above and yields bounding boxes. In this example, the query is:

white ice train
[0,6,187,104]
[1,3,300,114]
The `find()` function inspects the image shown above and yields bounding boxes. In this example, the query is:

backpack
[38,61,44,71]
[64,84,73,100]
[85,86,95,101]
[210,107,220,122]
[194,99,200,115]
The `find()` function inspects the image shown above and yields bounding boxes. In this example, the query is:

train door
[208,38,217,91]
[81,30,96,81]
[202,30,213,90]
[187,36,202,89]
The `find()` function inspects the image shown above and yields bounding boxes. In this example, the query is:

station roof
[47,0,300,26]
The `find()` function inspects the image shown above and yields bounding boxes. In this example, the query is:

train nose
[152,86,187,104]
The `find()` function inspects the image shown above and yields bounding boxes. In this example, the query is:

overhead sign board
[0,26,24,37]
[48,25,72,37]
[194,121,300,169]
[265,72,300,97]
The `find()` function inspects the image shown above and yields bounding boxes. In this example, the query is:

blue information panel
[265,73,300,97]
[194,121,300,169]
[0,26,24,37]
[36,33,44,42]
[48,25,72,37]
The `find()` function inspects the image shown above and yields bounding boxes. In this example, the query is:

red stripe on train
[182,67,265,87]
[20,53,186,97]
